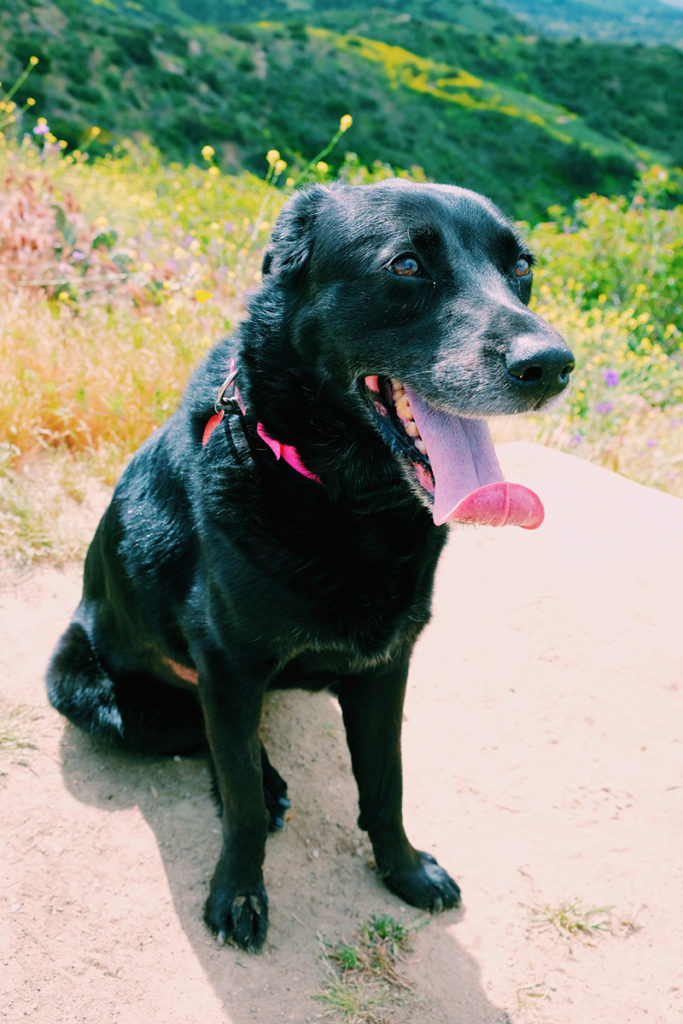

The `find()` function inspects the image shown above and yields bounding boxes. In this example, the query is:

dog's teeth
[415,438,427,455]
[395,394,412,420]
[405,420,419,437]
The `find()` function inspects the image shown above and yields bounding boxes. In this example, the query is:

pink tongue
[404,388,544,530]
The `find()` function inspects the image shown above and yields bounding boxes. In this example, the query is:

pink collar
[201,360,321,484]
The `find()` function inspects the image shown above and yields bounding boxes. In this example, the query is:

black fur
[47,179,573,951]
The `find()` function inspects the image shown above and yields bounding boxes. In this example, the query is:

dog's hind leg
[46,617,206,755]
[208,743,290,831]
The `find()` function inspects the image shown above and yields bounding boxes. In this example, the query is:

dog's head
[258,179,575,528]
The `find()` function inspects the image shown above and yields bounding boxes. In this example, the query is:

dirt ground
[1,442,682,1024]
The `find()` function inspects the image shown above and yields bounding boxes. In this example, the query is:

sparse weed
[530,898,613,938]
[0,700,39,760]
[316,977,389,1023]
[526,898,631,954]
[315,914,428,1021]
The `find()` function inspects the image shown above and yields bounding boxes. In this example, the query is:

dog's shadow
[59,688,510,1024]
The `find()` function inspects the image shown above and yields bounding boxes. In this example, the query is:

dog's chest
[278,515,444,665]
[274,572,432,687]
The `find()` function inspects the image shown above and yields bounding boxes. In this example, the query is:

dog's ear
[262,184,328,282]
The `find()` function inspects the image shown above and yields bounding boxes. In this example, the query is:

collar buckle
[214,366,240,414]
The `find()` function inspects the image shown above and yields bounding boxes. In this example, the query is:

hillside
[499,0,683,47]
[2,0,682,220]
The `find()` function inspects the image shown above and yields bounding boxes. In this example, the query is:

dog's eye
[389,254,422,278]
[514,256,533,278]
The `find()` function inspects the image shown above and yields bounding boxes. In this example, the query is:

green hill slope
[498,0,683,47]
[2,0,681,220]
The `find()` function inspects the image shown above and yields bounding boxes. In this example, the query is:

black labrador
[47,179,574,951]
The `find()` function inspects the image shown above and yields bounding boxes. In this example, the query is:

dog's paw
[265,787,291,832]
[203,883,269,951]
[262,753,290,832]
[383,851,461,913]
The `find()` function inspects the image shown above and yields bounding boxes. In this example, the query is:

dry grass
[0,449,110,567]
[0,290,232,467]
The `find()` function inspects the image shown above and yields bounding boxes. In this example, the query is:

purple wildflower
[33,123,49,135]
[604,368,619,387]
[596,401,614,415]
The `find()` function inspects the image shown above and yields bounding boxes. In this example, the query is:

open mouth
[365,375,433,473]
[364,374,544,530]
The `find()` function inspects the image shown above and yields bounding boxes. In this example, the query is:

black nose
[506,335,575,401]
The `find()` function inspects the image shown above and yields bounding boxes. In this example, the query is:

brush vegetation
[0,42,681,566]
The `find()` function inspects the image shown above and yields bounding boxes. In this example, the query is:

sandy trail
[2,442,682,1023]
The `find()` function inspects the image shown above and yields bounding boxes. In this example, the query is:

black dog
[47,179,574,951]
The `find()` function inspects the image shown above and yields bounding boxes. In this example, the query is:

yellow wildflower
[339,114,353,132]
[266,149,280,165]
[201,144,215,160]
[316,161,329,174]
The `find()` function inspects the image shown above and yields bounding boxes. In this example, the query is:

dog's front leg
[198,651,270,951]
[338,654,462,913]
